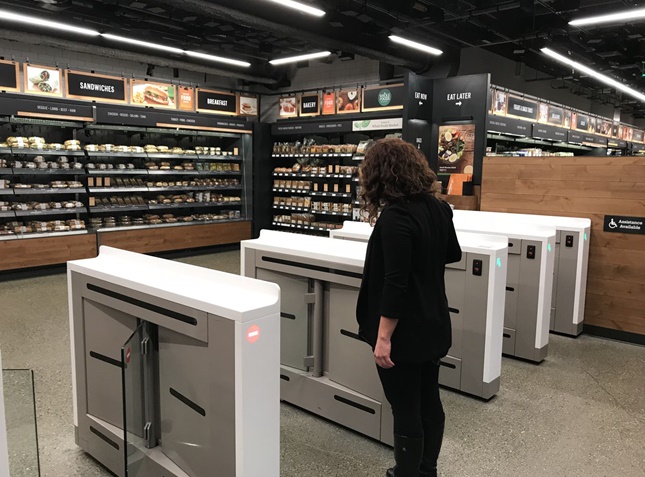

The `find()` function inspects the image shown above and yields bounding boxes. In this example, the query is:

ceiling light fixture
[569,8,645,26]
[101,33,184,54]
[186,51,251,68]
[270,51,331,65]
[0,9,100,36]
[541,48,645,102]
[389,35,443,56]
[267,0,325,17]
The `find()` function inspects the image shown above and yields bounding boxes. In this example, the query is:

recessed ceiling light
[101,33,184,54]
[389,35,443,56]
[0,9,100,36]
[186,51,251,68]
[541,48,645,102]
[270,51,331,65]
[267,0,325,17]
[569,8,645,26]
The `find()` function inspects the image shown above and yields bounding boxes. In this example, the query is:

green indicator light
[496,258,502,268]
[584,233,588,241]
[548,243,552,252]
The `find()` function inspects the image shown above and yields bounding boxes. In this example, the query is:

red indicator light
[247,325,260,344]
[125,347,131,364]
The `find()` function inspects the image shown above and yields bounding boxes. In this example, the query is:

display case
[0,109,254,270]
[270,116,403,235]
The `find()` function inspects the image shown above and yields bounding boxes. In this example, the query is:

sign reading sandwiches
[130,79,176,109]
[65,70,126,103]
[197,89,238,115]
[0,60,19,92]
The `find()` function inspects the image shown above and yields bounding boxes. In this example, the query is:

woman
[356,138,462,477]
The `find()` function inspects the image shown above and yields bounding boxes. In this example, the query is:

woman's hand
[374,337,395,369]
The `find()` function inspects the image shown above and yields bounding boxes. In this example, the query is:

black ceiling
[2,0,645,117]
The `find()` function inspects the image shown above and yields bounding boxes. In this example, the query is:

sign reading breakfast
[197,89,238,115]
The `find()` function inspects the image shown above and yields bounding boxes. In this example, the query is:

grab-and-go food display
[0,133,246,236]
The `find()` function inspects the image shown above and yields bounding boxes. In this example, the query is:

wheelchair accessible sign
[603,215,645,235]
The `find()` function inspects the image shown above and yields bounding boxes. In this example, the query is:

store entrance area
[1,249,643,477]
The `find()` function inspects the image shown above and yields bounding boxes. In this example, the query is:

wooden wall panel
[481,156,645,336]
[0,233,97,271]
[98,221,252,255]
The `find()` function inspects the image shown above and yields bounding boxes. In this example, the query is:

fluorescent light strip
[267,0,325,17]
[186,51,251,68]
[389,35,443,56]
[569,8,645,26]
[0,9,100,36]
[270,51,331,65]
[101,33,184,54]
[541,48,645,102]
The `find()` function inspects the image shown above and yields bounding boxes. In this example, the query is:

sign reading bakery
[0,60,19,92]
[300,93,320,117]
[197,89,238,115]
[131,79,176,109]
[362,84,404,112]
[65,70,126,103]
[24,64,62,97]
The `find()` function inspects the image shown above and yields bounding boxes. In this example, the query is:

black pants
[377,360,444,438]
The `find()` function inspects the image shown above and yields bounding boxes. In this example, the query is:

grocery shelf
[87,152,148,158]
[87,169,149,175]
[12,188,86,195]
[15,207,87,217]
[10,149,86,157]
[146,153,194,159]
[197,171,241,176]
[272,221,333,232]
[94,218,246,233]
[0,229,90,241]
[272,153,354,158]
[0,210,16,218]
[272,188,311,194]
[273,172,354,179]
[197,155,242,161]
[147,201,242,210]
[309,192,352,198]
[90,205,149,213]
[147,170,200,176]
[310,210,352,217]
[12,169,83,175]
[0,168,13,174]
[146,186,242,192]
[273,205,309,212]
[0,189,14,196]
[0,147,12,155]
[89,187,148,193]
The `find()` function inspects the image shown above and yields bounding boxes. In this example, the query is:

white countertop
[242,230,368,268]
[453,210,590,233]
[452,216,556,241]
[67,246,280,322]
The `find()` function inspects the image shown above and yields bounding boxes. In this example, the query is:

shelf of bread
[309,191,352,198]
[0,168,12,174]
[90,205,149,213]
[3,137,83,153]
[273,205,309,212]
[12,169,83,175]
[86,169,149,175]
[87,151,149,159]
[13,187,86,195]
[272,221,338,232]
[0,210,15,218]
[92,212,244,232]
[14,207,86,217]
[89,187,149,193]
[0,228,90,241]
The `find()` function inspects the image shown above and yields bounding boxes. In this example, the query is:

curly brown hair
[359,138,439,224]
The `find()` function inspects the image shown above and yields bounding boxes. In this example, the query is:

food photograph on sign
[279,96,297,117]
[177,86,195,111]
[239,95,258,116]
[438,124,475,174]
[337,89,360,113]
[25,65,61,95]
[322,91,336,115]
[492,90,507,115]
[538,103,549,123]
[563,110,572,129]
[131,80,176,108]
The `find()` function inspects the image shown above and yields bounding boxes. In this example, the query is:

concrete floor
[1,248,644,477]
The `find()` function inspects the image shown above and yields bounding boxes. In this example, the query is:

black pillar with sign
[403,73,434,166]
[430,74,491,185]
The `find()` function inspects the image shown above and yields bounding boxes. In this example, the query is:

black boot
[418,417,444,477]
[385,434,423,477]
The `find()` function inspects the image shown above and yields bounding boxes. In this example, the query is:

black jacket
[356,193,462,363]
